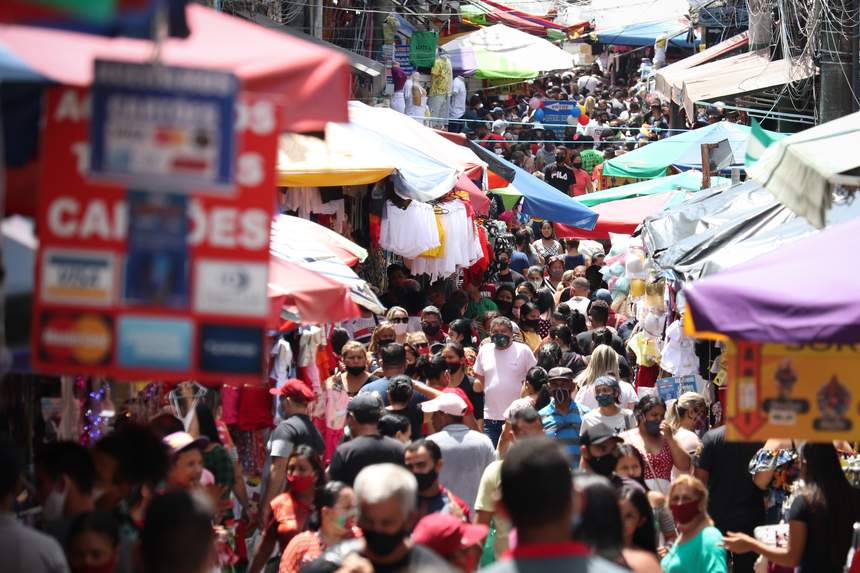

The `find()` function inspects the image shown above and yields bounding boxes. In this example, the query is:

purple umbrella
[684,216,860,343]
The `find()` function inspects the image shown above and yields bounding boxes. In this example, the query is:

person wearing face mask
[580,423,625,481]
[539,367,590,468]
[423,394,495,512]
[385,306,410,345]
[544,149,575,196]
[65,512,119,573]
[492,249,525,287]
[303,464,456,573]
[368,323,398,371]
[35,441,97,547]
[419,306,447,343]
[473,317,538,448]
[665,392,708,479]
[544,255,567,293]
[517,301,543,352]
[404,439,470,521]
[660,475,726,573]
[530,221,563,264]
[413,512,489,573]
[446,318,476,349]
[1,439,69,573]
[249,445,324,573]
[619,396,691,494]
[581,376,637,434]
[278,481,358,573]
[492,284,516,319]
[442,342,484,430]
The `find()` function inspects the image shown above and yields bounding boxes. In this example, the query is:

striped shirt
[540,400,590,467]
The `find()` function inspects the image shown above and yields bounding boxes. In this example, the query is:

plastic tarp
[490,155,598,229]
[558,191,689,239]
[602,121,783,179]
[345,101,490,213]
[655,31,749,104]
[642,181,860,282]
[556,0,689,29]
[270,215,367,267]
[747,110,860,229]
[684,216,860,343]
[576,172,729,207]
[595,18,697,48]
[674,50,816,118]
[277,127,395,187]
[440,24,575,79]
[267,257,359,326]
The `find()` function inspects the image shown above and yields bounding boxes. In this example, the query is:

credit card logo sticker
[42,249,116,306]
[117,315,192,371]
[194,260,267,316]
[199,324,263,374]
[40,312,113,366]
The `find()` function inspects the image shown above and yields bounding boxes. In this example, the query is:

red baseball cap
[269,379,315,403]
[411,513,489,558]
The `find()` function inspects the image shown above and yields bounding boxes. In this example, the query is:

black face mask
[345,365,366,376]
[446,362,462,374]
[523,318,540,331]
[498,260,509,271]
[414,468,438,491]
[573,161,582,168]
[378,339,396,347]
[363,527,408,556]
[589,453,618,478]
[422,323,441,336]
[495,300,512,313]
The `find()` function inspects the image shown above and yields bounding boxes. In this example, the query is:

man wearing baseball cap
[540,367,589,468]
[261,379,323,523]
[420,305,446,343]
[424,393,495,512]
[163,431,209,490]
[580,422,624,479]
[328,393,405,486]
[412,512,489,572]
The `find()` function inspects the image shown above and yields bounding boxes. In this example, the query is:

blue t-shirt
[540,400,589,467]
[510,251,530,275]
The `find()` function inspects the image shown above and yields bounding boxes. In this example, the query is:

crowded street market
[2,0,860,572]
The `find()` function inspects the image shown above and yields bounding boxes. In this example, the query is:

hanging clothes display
[280,187,346,232]
[410,200,484,281]
[660,319,700,377]
[380,200,441,258]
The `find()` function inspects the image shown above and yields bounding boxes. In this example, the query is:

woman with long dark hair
[572,474,625,563]
[725,442,860,572]
[248,445,325,573]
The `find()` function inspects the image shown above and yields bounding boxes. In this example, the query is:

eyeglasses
[389,317,409,324]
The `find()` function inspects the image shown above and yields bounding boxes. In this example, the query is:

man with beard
[303,464,456,573]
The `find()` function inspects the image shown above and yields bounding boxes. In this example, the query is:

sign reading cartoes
[89,60,238,192]
[33,85,279,382]
[725,341,860,441]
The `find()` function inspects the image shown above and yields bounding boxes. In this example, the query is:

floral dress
[748,447,800,524]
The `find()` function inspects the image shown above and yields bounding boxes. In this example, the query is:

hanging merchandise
[661,319,700,377]
[168,382,208,432]
[410,200,484,281]
[410,30,439,68]
[380,200,442,258]
[280,187,347,233]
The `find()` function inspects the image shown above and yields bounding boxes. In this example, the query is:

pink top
[571,168,591,197]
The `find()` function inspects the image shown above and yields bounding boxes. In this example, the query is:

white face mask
[530,280,543,290]
[42,482,68,522]
[393,323,408,336]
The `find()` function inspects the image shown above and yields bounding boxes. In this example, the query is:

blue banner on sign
[117,315,192,371]
[541,100,580,136]
[89,59,238,192]
[199,324,263,375]
[656,375,698,402]
[124,190,189,309]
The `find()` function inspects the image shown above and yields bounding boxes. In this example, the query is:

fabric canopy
[0,4,350,132]
[655,31,749,103]
[557,191,688,239]
[684,216,860,343]
[674,50,816,118]
[576,172,729,207]
[270,214,367,267]
[595,18,697,48]
[602,121,783,179]
[440,24,575,79]
[267,257,359,326]
[346,101,490,214]
[747,110,860,229]
[277,127,395,187]
[557,0,690,30]
[490,155,598,229]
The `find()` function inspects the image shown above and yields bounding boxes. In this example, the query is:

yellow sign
[725,341,860,441]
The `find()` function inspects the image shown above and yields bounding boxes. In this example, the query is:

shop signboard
[725,340,860,441]
[655,375,698,402]
[541,100,579,136]
[89,60,238,192]
[33,85,279,382]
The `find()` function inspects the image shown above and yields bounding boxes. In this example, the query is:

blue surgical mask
[596,393,616,407]
[644,419,662,436]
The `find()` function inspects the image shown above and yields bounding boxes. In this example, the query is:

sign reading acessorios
[32,85,280,382]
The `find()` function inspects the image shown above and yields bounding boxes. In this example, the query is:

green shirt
[579,149,604,174]
[465,297,498,319]
[660,525,727,573]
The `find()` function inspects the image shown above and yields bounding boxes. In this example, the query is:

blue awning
[596,19,698,48]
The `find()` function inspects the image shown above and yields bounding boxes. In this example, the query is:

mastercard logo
[41,312,113,366]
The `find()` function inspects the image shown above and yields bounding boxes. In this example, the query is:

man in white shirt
[577,74,601,95]
[449,75,467,133]
[1,440,69,573]
[473,317,537,448]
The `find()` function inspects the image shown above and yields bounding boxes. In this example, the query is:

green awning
[578,172,730,207]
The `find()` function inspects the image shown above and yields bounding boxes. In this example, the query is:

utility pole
[819,0,858,122]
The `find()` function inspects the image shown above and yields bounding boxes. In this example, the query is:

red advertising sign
[32,86,279,382]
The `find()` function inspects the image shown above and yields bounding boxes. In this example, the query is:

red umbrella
[267,257,359,327]
[557,191,685,240]
[0,4,350,133]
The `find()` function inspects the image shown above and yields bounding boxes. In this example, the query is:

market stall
[557,190,690,239]
[575,171,729,207]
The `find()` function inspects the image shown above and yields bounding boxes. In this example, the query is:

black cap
[347,393,384,423]
[580,423,623,447]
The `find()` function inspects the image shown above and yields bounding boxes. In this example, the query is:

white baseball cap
[420,393,468,416]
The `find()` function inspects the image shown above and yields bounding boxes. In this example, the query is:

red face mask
[287,473,316,493]
[669,499,701,525]
[417,346,430,355]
